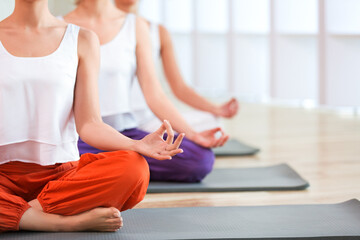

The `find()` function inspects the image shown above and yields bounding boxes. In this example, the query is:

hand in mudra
[192,127,229,148]
[137,120,185,160]
[216,98,239,118]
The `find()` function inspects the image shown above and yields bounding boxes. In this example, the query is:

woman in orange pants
[0,0,184,233]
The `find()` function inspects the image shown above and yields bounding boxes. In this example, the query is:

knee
[124,151,150,183]
[178,148,215,183]
[111,151,149,210]
[113,151,150,186]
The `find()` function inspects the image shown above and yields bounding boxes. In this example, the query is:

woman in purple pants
[65,0,229,182]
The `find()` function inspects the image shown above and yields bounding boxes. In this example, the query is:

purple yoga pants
[78,128,215,183]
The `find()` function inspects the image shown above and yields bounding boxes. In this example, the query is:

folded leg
[38,150,150,216]
[0,188,31,232]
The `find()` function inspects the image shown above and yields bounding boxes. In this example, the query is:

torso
[64,10,128,45]
[0,20,68,58]
[64,10,138,132]
[0,20,80,165]
[130,21,161,125]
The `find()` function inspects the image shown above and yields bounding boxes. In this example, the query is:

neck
[115,2,138,14]
[12,0,52,28]
[76,0,116,18]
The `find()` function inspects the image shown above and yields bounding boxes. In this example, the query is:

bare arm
[135,18,228,148]
[136,18,196,139]
[73,28,183,160]
[159,25,239,118]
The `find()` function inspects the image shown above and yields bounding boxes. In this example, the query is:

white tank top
[0,24,80,166]
[130,22,161,126]
[99,14,138,131]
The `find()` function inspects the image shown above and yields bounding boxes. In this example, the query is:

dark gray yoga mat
[213,139,260,156]
[148,163,309,193]
[3,199,360,240]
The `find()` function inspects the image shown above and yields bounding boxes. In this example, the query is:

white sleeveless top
[0,24,80,166]
[130,22,161,126]
[99,14,138,131]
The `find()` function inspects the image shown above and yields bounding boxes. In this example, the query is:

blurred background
[1,0,359,114]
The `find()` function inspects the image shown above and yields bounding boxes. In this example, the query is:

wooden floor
[136,104,360,209]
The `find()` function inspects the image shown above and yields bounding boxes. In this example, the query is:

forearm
[173,83,220,115]
[78,121,138,152]
[135,19,197,140]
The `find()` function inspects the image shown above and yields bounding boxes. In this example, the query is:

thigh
[38,150,149,215]
[122,128,215,182]
[0,161,76,202]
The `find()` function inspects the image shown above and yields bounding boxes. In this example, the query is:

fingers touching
[155,120,167,137]
[163,120,174,145]
[156,120,185,160]
[204,127,229,148]
[212,128,228,147]
[171,133,185,150]
[222,98,239,118]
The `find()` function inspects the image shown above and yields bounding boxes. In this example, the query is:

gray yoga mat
[213,138,260,156]
[3,199,360,240]
[148,163,309,193]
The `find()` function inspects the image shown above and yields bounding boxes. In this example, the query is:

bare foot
[70,207,123,232]
[22,198,123,232]
[20,206,123,232]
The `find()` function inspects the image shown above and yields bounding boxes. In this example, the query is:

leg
[122,128,215,182]
[0,188,121,232]
[1,151,148,232]
[19,202,122,232]
[37,151,149,216]
[78,128,214,182]
[0,189,31,232]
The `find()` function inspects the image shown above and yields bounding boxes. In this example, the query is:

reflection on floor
[136,103,360,208]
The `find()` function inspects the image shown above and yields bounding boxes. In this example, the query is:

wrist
[128,139,141,153]
[184,129,197,142]
[211,105,221,116]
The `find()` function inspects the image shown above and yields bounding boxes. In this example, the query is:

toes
[106,223,122,232]
[110,223,122,229]
[109,207,121,218]
[106,218,121,224]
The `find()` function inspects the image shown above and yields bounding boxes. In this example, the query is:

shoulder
[0,16,13,30]
[0,21,12,38]
[77,27,100,57]
[136,16,149,24]
[78,27,99,45]
[135,16,151,43]
[158,24,168,33]
[157,24,172,47]
[135,16,150,29]
[158,24,170,37]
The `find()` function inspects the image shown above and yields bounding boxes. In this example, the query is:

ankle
[55,215,78,232]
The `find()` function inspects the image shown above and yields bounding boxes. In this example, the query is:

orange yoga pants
[0,150,149,232]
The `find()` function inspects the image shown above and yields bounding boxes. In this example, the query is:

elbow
[76,118,102,140]
[76,124,88,141]
[145,90,167,111]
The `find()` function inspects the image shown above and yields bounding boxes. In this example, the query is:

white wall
[325,0,360,107]
[0,0,14,21]
[1,0,359,109]
[139,0,360,109]
[0,0,75,20]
